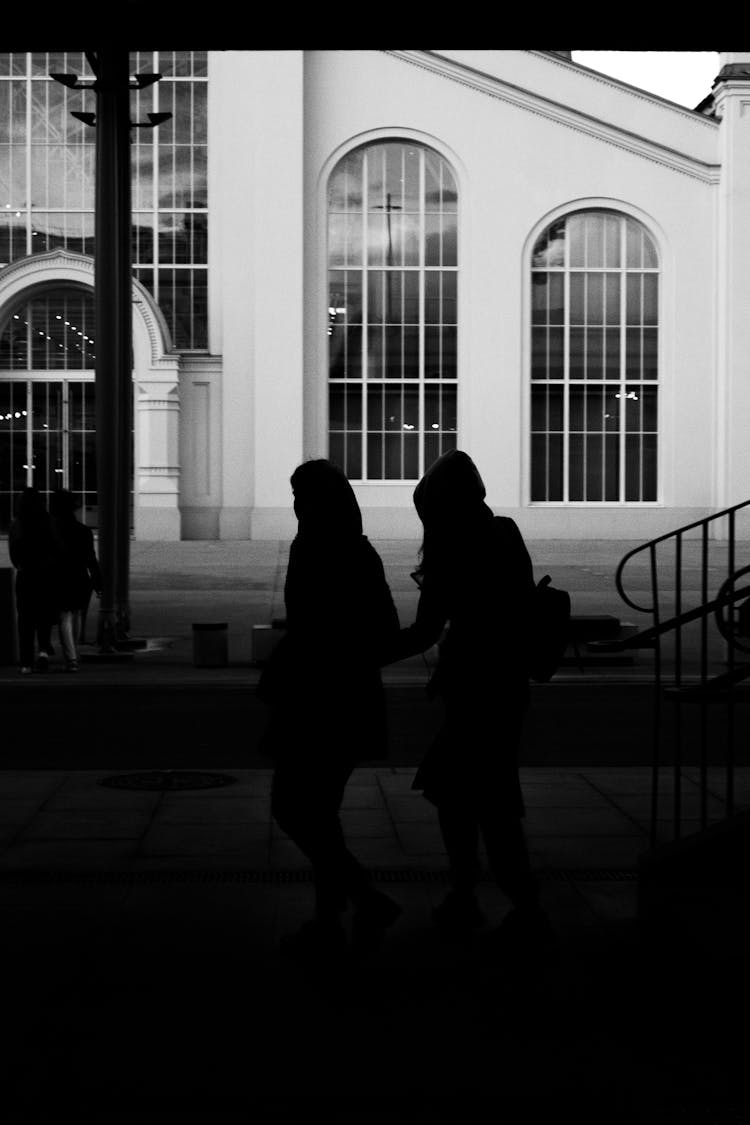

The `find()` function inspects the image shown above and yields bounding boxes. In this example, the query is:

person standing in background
[8,487,57,675]
[49,489,102,672]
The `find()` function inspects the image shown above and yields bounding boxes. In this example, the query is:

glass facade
[0,50,208,350]
[0,50,206,530]
[530,210,659,503]
[328,141,458,481]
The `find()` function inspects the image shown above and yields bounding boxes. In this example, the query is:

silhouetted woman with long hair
[258,459,402,962]
[387,449,554,953]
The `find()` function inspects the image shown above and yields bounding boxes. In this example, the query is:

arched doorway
[0,250,182,539]
[0,286,99,531]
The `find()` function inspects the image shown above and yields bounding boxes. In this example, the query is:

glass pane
[346,434,362,480]
[586,328,604,379]
[367,433,382,480]
[367,272,384,325]
[569,274,585,324]
[346,385,362,430]
[329,386,344,429]
[531,434,548,500]
[642,328,657,380]
[586,274,604,325]
[625,220,642,269]
[548,329,564,379]
[586,434,603,500]
[403,272,419,324]
[642,274,658,325]
[569,434,584,500]
[425,327,440,378]
[385,327,402,378]
[442,271,457,323]
[625,434,642,500]
[367,384,383,431]
[604,435,619,501]
[442,327,457,379]
[604,214,621,268]
[366,327,384,379]
[605,329,620,379]
[568,214,586,268]
[625,328,641,378]
[605,273,620,324]
[604,386,620,431]
[642,434,657,499]
[584,214,605,268]
[346,326,362,378]
[570,328,585,380]
[424,273,440,324]
[403,326,419,378]
[425,215,440,267]
[401,213,420,267]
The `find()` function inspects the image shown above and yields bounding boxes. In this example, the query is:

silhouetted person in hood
[258,459,402,962]
[386,449,555,955]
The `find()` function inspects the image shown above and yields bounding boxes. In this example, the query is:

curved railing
[611,499,750,847]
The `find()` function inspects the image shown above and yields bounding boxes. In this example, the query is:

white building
[0,49,747,541]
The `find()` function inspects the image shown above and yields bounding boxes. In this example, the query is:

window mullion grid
[619,218,627,502]
[62,380,69,490]
[639,265,645,502]
[152,58,160,312]
[25,62,32,256]
[361,149,369,482]
[418,148,425,481]
[25,379,32,486]
[562,262,570,504]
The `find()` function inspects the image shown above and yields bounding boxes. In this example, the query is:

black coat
[258,533,400,762]
[51,517,102,611]
[387,515,536,810]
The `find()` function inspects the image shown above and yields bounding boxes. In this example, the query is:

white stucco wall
[299,48,720,538]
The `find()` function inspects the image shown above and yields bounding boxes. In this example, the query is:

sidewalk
[0,538,748,1120]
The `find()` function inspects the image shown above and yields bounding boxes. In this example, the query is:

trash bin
[192,622,228,668]
[0,568,16,667]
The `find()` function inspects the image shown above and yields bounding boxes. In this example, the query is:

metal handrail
[612,500,750,848]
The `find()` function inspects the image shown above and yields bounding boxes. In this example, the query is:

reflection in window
[531,210,659,503]
[328,141,458,481]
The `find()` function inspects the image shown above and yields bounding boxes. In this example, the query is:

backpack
[528,574,572,683]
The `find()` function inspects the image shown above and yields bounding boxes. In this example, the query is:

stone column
[713,53,750,512]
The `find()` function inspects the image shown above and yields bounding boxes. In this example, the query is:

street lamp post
[51,51,170,651]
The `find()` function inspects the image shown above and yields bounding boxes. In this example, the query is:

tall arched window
[327,141,457,480]
[530,210,659,503]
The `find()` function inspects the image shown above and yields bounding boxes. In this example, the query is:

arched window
[327,141,458,480]
[530,210,659,503]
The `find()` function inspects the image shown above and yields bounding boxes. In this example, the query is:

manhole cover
[99,770,238,791]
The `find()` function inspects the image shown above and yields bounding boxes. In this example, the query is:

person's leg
[78,591,92,644]
[432,796,487,933]
[34,588,54,667]
[438,798,482,897]
[58,609,78,667]
[478,804,556,957]
[479,813,540,911]
[271,757,353,917]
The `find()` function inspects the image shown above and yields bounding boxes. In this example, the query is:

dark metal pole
[93,46,131,649]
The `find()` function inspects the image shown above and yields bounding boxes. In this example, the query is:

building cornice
[384,50,720,185]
